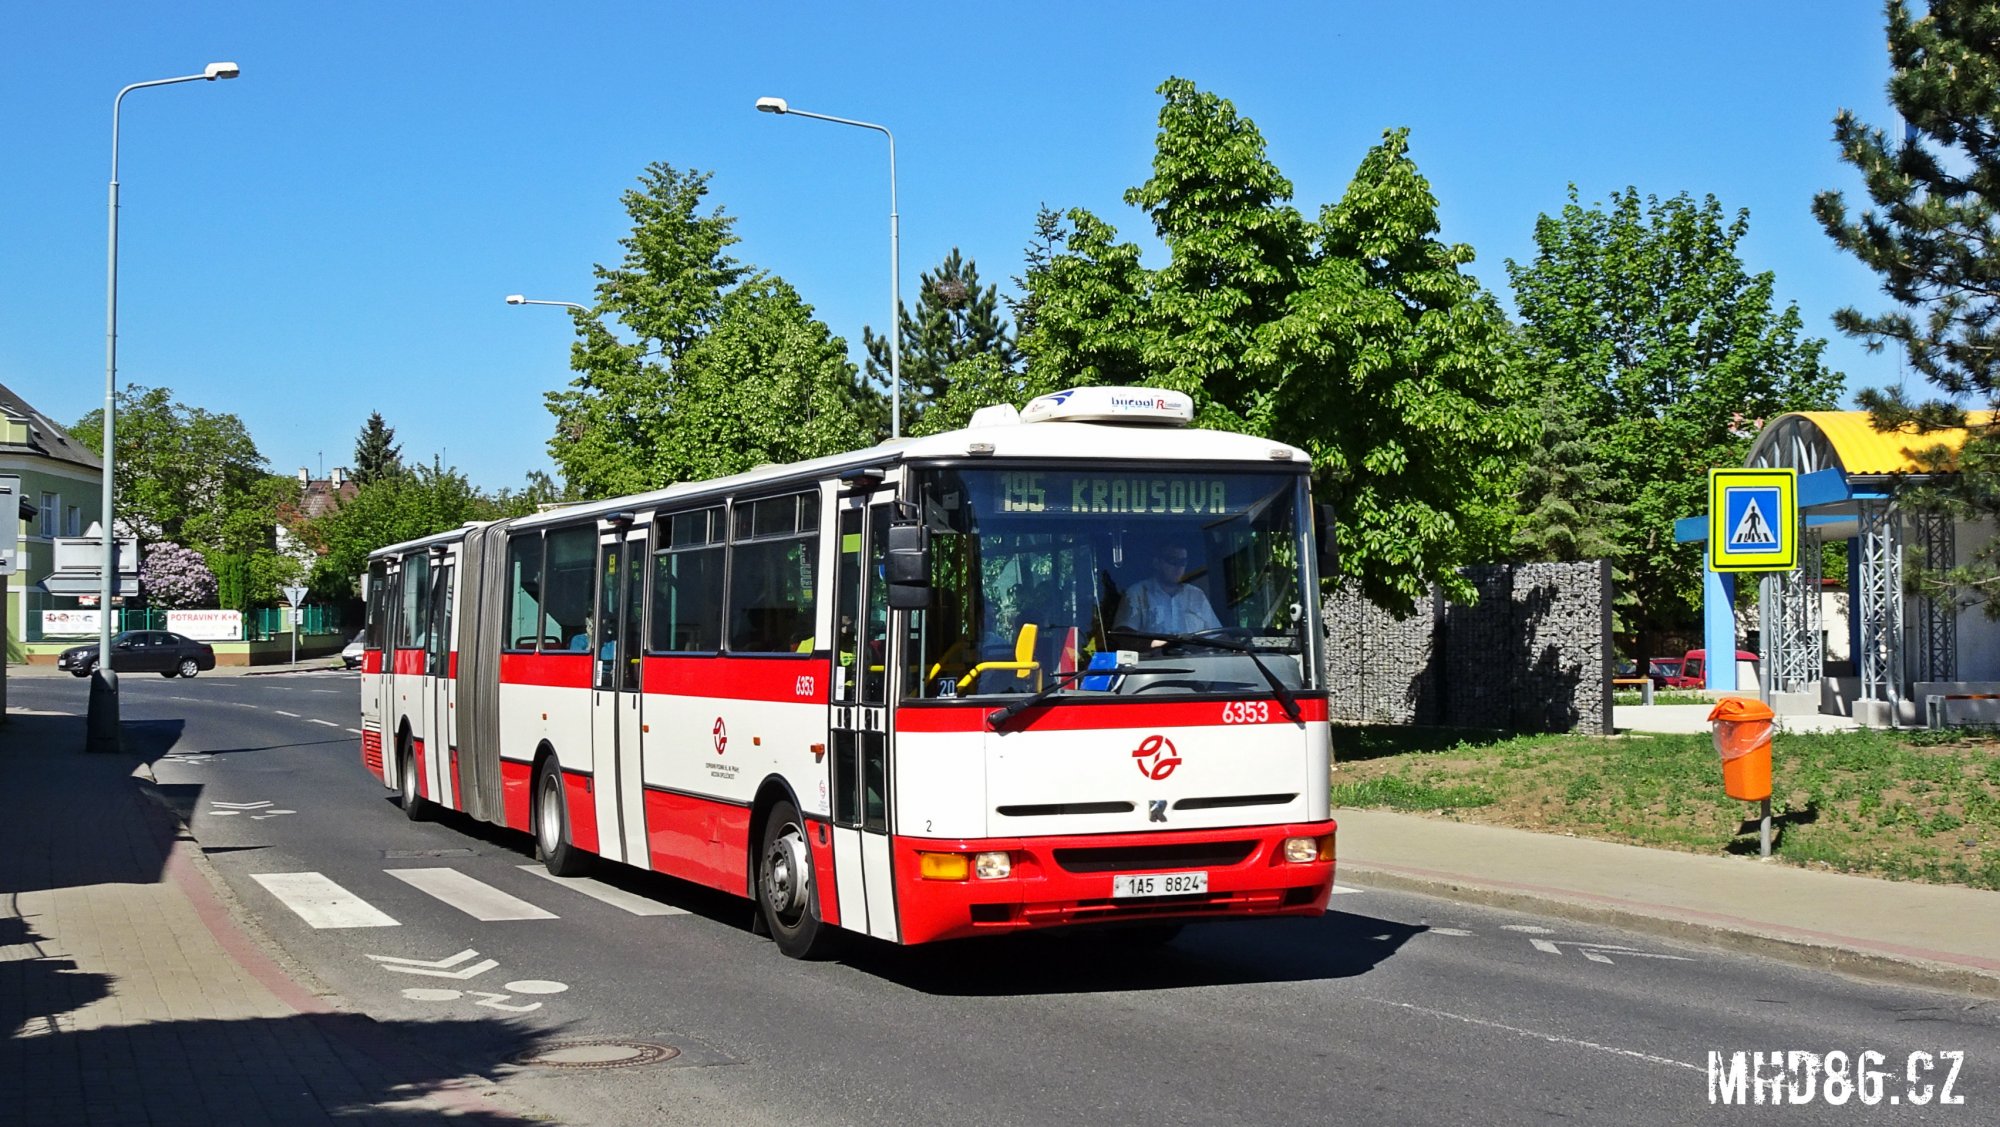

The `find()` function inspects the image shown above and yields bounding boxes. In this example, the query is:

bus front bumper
[890,820,1336,946]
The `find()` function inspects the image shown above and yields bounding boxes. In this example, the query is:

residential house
[0,383,106,648]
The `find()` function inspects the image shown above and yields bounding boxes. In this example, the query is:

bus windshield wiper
[985,664,1191,732]
[1117,629,1304,724]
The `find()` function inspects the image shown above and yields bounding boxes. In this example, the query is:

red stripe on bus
[642,654,824,703]
[449,651,458,680]
[562,769,597,853]
[500,651,593,689]
[392,648,426,676]
[643,789,751,896]
[500,758,533,832]
[411,737,427,798]
[449,747,463,811]
[363,649,383,674]
[894,695,1328,732]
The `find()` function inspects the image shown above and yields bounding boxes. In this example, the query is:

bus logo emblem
[1149,800,1168,823]
[1132,734,1181,781]
[713,717,727,755]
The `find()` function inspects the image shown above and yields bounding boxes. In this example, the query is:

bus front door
[424,560,455,808]
[829,491,899,941]
[590,528,650,868]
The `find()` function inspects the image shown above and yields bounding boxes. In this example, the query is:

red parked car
[1645,657,1683,689]
[1664,649,1757,689]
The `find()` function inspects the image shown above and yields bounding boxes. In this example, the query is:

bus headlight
[1283,835,1333,863]
[973,851,1011,879]
[918,852,969,880]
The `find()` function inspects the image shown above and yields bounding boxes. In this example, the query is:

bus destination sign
[998,471,1232,516]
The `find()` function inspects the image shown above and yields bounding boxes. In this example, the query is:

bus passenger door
[425,560,455,808]
[828,491,899,941]
[591,529,649,867]
[376,563,399,758]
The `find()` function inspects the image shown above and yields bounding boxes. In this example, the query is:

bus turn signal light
[918,852,969,880]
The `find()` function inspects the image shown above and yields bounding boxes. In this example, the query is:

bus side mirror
[886,521,931,610]
[1316,503,1339,578]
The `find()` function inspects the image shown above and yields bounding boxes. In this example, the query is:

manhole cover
[517,1039,680,1070]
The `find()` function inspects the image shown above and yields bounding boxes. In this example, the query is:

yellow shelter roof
[1756,410,1994,476]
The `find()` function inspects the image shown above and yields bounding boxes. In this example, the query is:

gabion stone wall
[1322,560,1612,735]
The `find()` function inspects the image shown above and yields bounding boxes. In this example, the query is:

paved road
[17,672,1999,1125]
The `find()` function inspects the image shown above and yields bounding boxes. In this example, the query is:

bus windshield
[905,466,1318,700]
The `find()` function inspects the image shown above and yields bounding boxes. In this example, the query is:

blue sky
[2,2,1899,492]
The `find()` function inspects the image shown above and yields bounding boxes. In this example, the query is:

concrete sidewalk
[0,709,547,1125]
[1614,702,1865,735]
[1335,807,2000,998]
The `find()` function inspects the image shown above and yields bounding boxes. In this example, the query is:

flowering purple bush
[141,542,219,609]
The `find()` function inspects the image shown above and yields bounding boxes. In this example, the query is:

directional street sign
[1708,468,1797,572]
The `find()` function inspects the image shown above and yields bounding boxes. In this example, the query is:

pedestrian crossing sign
[1708,468,1797,571]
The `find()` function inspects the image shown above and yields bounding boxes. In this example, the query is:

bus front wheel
[535,757,590,877]
[757,800,838,960]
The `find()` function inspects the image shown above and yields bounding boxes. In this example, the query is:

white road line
[387,868,558,921]
[346,728,363,735]
[275,710,300,718]
[307,718,339,727]
[1367,999,1702,1073]
[252,872,400,929]
[517,865,690,916]
[1329,885,1363,894]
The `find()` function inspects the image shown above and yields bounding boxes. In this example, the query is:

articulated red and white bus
[359,387,1336,957]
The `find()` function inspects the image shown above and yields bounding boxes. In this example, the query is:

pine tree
[863,249,1019,429]
[351,412,404,485]
[1815,0,2000,610]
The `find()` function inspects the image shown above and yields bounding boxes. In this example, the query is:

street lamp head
[203,62,241,80]
[505,294,526,305]
[754,96,789,115]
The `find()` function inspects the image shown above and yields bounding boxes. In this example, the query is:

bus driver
[1113,545,1221,638]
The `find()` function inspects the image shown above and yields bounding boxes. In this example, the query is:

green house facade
[0,383,102,656]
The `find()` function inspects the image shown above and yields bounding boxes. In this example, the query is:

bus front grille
[1051,840,1257,873]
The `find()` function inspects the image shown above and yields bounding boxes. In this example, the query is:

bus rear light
[973,851,1011,879]
[918,852,969,880]
[1282,835,1333,863]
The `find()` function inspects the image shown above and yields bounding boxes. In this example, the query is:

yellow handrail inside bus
[956,624,1041,692]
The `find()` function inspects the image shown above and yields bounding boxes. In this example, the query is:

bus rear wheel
[535,757,590,877]
[757,800,838,960]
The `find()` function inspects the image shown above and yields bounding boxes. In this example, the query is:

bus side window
[505,532,545,651]
[543,525,597,653]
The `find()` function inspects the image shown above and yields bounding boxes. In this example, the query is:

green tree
[656,279,884,480]
[1511,376,1621,563]
[1815,0,2000,610]
[351,411,404,485]
[302,460,505,596]
[1020,78,1533,610]
[864,248,1019,430]
[1507,186,1842,646]
[72,384,268,548]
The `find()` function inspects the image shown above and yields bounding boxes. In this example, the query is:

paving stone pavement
[0,710,552,1125]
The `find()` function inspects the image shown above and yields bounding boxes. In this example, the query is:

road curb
[1340,861,2000,1001]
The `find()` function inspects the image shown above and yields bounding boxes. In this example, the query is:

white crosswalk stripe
[253,872,400,929]
[387,867,558,921]
[517,865,690,916]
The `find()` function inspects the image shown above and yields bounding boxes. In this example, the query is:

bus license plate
[1112,871,1208,898]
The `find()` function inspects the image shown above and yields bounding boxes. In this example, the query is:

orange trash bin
[1707,697,1773,802]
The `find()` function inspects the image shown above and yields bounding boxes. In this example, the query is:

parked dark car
[57,630,217,679]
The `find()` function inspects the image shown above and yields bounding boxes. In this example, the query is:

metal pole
[88,67,237,752]
[1760,797,1772,858]
[886,130,901,440]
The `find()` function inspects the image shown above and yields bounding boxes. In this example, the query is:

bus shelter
[1675,411,1998,727]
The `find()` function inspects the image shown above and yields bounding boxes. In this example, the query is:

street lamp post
[754,96,902,439]
[87,61,240,754]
